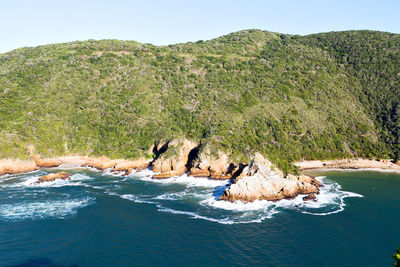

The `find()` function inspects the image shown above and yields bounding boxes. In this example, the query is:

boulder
[303,193,317,201]
[36,172,71,183]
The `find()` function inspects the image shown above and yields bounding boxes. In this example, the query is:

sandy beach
[295,158,400,171]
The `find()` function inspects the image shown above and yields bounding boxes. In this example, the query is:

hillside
[1,29,399,173]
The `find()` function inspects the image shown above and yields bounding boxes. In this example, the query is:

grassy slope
[0,30,398,173]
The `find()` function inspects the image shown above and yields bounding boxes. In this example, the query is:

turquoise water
[0,168,399,266]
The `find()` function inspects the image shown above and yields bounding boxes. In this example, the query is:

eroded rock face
[84,156,118,170]
[36,172,71,183]
[33,155,62,168]
[152,139,198,179]
[219,153,320,202]
[112,158,151,175]
[189,145,237,180]
[0,159,38,176]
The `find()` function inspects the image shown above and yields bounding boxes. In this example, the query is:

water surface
[0,168,398,266]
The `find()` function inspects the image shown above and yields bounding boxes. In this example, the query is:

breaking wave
[0,197,94,221]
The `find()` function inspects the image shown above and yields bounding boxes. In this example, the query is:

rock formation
[188,143,243,180]
[0,159,39,176]
[303,193,317,201]
[219,153,320,202]
[152,139,198,178]
[84,156,119,170]
[36,172,72,183]
[33,155,63,168]
[111,158,151,175]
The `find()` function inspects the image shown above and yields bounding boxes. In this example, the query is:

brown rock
[36,172,71,183]
[189,168,211,177]
[303,193,317,201]
[209,171,232,180]
[152,138,198,176]
[0,159,39,176]
[84,156,118,170]
[33,155,62,168]
[152,169,186,179]
[112,158,151,174]
[218,153,321,203]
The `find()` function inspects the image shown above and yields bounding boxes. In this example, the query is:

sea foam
[0,197,94,221]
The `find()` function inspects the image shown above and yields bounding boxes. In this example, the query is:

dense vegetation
[0,29,399,173]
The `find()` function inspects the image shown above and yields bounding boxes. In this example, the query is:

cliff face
[152,139,198,178]
[189,143,242,179]
[219,153,320,202]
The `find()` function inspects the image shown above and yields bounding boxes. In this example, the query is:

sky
[1,0,400,53]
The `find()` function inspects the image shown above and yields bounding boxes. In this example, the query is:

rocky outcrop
[112,158,151,175]
[303,193,317,201]
[84,156,119,170]
[33,155,62,168]
[36,172,72,183]
[188,144,243,180]
[0,159,39,176]
[152,139,198,179]
[219,153,320,202]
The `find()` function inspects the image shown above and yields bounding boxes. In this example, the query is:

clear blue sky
[1,0,399,53]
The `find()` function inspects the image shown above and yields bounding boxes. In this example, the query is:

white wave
[102,168,125,177]
[120,194,155,204]
[0,197,94,221]
[201,175,363,219]
[157,205,277,224]
[153,192,184,201]
[157,206,236,224]
[13,173,94,188]
[202,197,276,211]
[138,173,228,188]
[131,168,154,177]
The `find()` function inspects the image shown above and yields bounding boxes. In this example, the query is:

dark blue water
[0,168,399,266]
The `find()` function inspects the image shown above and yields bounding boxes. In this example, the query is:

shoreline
[295,158,400,172]
[0,155,152,177]
[3,156,400,178]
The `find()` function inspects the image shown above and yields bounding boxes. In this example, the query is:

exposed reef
[36,172,72,183]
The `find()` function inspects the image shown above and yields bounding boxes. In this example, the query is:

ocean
[0,168,399,266]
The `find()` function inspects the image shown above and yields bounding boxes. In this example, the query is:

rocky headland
[218,153,321,202]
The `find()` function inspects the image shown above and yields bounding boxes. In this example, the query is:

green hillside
[1,29,399,173]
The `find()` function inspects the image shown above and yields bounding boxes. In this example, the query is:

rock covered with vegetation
[1,29,400,174]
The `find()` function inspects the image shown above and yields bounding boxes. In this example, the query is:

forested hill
[1,29,399,173]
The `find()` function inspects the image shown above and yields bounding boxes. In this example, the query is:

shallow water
[0,168,399,266]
